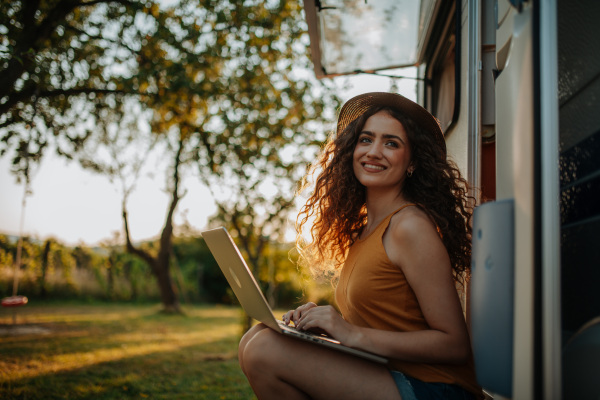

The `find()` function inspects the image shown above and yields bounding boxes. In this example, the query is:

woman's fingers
[296,305,338,332]
[292,302,316,325]
[282,310,294,325]
[282,302,318,325]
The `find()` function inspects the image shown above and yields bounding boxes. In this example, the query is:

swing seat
[1,296,28,307]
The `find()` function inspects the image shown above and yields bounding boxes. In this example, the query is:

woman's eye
[386,141,399,148]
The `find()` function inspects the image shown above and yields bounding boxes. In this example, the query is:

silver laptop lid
[201,227,280,331]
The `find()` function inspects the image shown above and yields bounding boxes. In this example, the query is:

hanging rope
[2,182,29,320]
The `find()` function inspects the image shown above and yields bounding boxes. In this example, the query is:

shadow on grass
[2,341,252,400]
[0,303,255,400]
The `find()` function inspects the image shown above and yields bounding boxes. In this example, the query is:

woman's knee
[242,328,288,381]
[239,323,268,373]
[240,324,267,354]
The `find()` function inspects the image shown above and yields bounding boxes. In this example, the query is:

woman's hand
[283,302,318,327]
[285,303,357,345]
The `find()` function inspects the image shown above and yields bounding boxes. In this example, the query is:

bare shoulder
[387,205,439,243]
[384,205,449,272]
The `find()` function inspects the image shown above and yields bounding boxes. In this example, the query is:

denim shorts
[389,370,477,400]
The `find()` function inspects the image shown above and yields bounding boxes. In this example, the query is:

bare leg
[240,327,402,400]
[239,324,310,399]
[238,323,268,376]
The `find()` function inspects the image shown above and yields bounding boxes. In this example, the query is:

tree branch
[157,133,185,266]
[122,208,156,272]
[77,0,138,8]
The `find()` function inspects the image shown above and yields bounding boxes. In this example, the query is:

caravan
[302,1,600,398]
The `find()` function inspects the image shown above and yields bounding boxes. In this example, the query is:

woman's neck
[363,188,409,230]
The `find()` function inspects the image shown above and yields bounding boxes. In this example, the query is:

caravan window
[304,0,438,78]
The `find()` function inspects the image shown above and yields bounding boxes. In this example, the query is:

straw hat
[336,92,446,156]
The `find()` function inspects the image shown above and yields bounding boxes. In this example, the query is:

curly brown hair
[296,106,475,284]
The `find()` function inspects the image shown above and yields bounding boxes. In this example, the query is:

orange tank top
[335,205,482,397]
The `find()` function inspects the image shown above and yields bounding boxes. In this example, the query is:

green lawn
[0,303,256,399]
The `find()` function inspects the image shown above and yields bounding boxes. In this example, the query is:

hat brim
[336,92,446,156]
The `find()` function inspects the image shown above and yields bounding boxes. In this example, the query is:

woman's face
[352,110,413,192]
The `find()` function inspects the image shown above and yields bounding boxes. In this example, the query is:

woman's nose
[366,143,383,158]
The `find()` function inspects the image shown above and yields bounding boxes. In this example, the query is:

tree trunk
[123,261,137,300]
[39,239,51,298]
[107,254,114,300]
[154,260,179,313]
[123,214,181,314]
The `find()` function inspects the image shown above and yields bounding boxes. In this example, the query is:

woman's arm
[295,208,472,365]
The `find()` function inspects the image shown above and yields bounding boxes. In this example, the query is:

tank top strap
[384,203,418,224]
[391,203,417,215]
[356,203,417,242]
[388,203,442,239]
[367,203,419,239]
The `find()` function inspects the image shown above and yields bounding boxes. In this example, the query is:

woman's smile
[362,162,386,171]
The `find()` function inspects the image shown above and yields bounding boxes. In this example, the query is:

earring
[407,170,413,178]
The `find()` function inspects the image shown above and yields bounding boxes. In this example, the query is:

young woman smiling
[238,92,484,400]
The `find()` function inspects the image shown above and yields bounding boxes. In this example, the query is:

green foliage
[1,0,340,181]
[172,235,230,304]
[0,233,308,308]
[254,242,304,308]
[0,0,151,182]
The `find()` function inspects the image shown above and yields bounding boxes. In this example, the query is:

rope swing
[2,183,29,324]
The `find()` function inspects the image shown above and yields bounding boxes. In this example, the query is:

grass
[0,302,257,400]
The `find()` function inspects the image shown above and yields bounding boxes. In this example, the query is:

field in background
[0,303,255,399]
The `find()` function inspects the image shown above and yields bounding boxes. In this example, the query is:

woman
[238,92,483,399]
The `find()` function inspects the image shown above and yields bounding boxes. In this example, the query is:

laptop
[201,227,388,364]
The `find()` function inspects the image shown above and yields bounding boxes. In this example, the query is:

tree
[83,0,342,314]
[2,0,340,313]
[121,131,186,312]
[141,0,340,315]
[1,1,179,308]
[79,117,185,311]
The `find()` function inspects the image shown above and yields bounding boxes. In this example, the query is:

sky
[0,71,417,247]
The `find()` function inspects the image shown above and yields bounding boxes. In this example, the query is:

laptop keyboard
[277,320,341,344]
